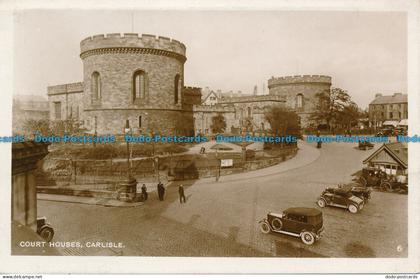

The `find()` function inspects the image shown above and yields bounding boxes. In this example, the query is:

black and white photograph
[1,0,420,275]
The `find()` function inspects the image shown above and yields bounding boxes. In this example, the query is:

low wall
[36,147,297,189]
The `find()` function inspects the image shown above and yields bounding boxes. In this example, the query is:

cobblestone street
[38,141,407,257]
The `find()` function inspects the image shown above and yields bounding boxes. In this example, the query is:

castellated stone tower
[267,75,332,128]
[80,33,190,135]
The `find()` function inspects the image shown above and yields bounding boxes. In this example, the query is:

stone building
[368,93,408,128]
[196,86,291,135]
[46,33,332,136]
[12,95,49,135]
[268,75,332,128]
[48,33,199,136]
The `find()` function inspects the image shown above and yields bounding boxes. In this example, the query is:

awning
[382,120,399,127]
[398,119,408,126]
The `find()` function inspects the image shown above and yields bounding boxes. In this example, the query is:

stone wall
[12,142,49,231]
[47,82,84,121]
[194,95,286,135]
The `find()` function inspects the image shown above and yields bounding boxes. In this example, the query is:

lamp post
[118,120,137,202]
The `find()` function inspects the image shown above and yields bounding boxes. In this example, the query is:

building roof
[13,95,47,102]
[202,91,219,103]
[283,207,322,216]
[370,93,407,105]
[382,120,399,127]
[363,142,408,169]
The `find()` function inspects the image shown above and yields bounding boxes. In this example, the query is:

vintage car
[357,167,385,187]
[317,187,364,213]
[358,141,374,150]
[380,175,408,194]
[259,207,324,245]
[338,183,371,202]
[356,167,407,193]
[37,217,54,242]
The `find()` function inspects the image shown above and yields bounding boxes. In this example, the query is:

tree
[175,115,194,136]
[310,87,354,132]
[265,106,300,137]
[22,119,52,138]
[210,113,226,134]
[336,101,360,129]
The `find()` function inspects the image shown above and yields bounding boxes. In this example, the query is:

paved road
[38,141,407,257]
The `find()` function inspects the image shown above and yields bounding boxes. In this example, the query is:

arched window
[133,70,146,101]
[174,74,180,104]
[91,72,101,100]
[296,94,303,108]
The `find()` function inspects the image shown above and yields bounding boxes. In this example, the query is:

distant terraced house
[368,93,408,128]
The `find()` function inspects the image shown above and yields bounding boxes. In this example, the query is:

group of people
[140,182,187,204]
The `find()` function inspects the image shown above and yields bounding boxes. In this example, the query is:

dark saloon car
[259,207,324,245]
[358,141,374,150]
[317,187,364,213]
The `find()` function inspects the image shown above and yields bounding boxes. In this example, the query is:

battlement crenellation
[268,75,332,87]
[47,82,84,95]
[80,33,186,57]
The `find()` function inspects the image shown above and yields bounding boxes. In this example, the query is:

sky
[13,10,407,109]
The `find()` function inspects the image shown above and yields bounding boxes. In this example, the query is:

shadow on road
[344,242,376,257]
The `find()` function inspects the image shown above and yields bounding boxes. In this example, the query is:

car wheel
[271,218,283,231]
[259,221,271,234]
[317,198,326,208]
[301,231,315,245]
[381,182,393,192]
[39,226,54,242]
[348,204,358,214]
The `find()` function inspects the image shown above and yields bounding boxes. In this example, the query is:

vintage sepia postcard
[0,0,419,275]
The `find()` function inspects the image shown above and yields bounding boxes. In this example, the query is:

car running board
[328,203,348,209]
[272,229,301,237]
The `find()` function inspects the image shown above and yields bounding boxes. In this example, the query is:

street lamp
[124,120,131,180]
[117,120,137,202]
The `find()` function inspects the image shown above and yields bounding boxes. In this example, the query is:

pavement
[37,193,144,207]
[185,140,243,154]
[201,140,320,183]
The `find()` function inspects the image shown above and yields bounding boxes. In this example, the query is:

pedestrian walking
[160,182,165,201]
[178,184,186,204]
[141,184,148,201]
[157,181,165,201]
[157,182,162,201]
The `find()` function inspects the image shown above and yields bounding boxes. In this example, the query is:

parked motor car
[338,183,371,202]
[356,167,407,193]
[358,141,374,150]
[37,217,54,242]
[376,128,394,137]
[379,175,408,194]
[259,207,324,245]
[317,187,364,213]
[394,127,407,136]
[357,167,386,187]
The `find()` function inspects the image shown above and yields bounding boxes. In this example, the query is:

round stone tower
[80,33,189,135]
[267,75,332,127]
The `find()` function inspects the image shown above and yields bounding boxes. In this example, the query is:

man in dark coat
[157,182,165,201]
[141,184,148,201]
[178,184,186,204]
